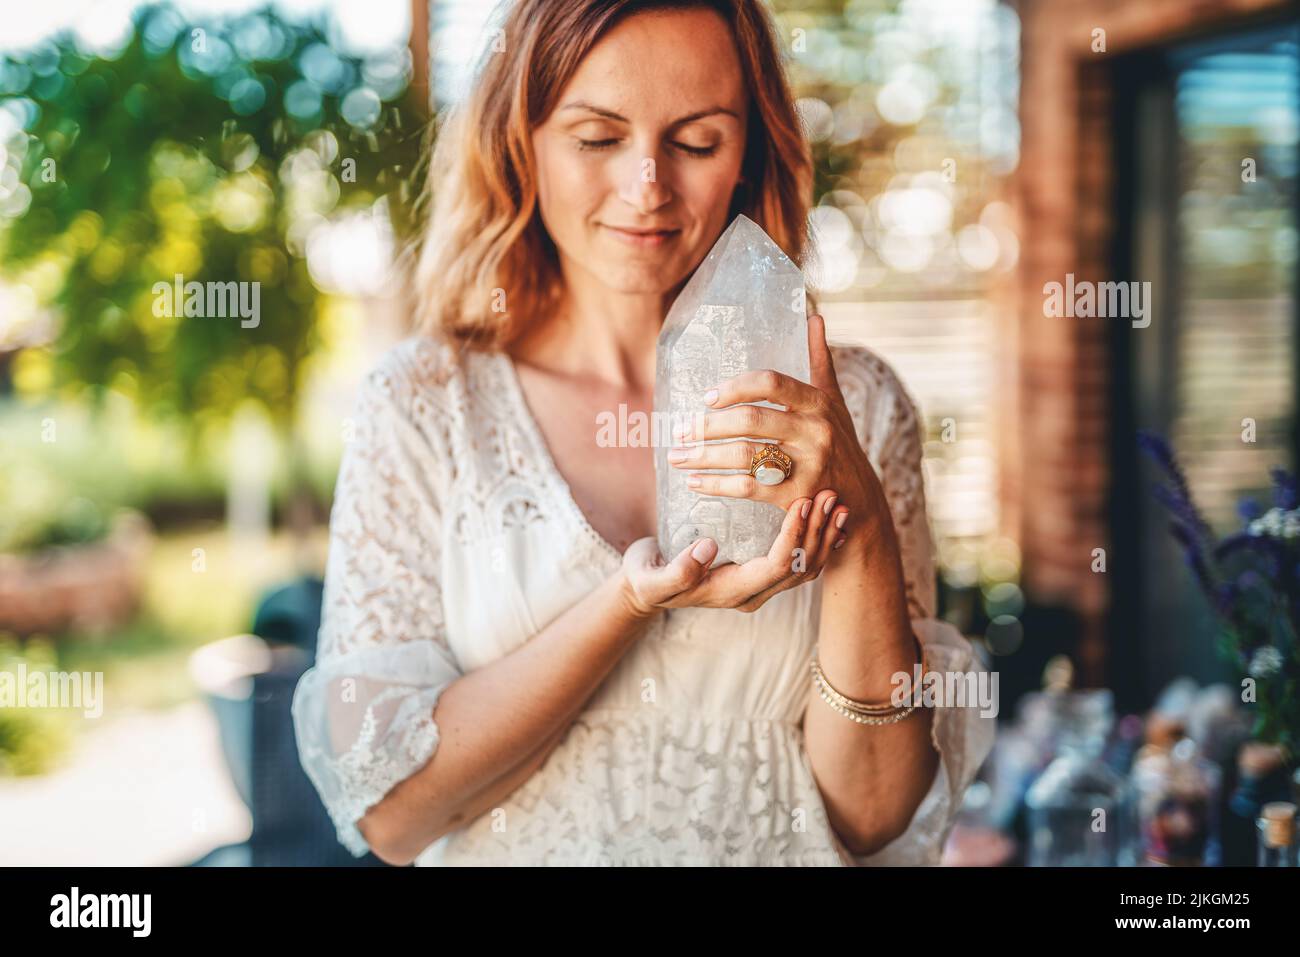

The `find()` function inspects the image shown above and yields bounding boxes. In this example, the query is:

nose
[616,145,673,216]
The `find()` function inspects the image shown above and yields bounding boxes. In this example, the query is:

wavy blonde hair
[410,0,813,353]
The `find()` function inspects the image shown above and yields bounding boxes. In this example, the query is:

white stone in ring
[753,463,787,486]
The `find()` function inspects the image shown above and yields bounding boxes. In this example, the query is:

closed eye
[575,138,719,158]
[673,142,718,158]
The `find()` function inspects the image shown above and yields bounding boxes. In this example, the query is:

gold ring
[749,444,792,486]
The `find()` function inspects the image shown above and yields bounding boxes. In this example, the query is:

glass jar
[1024,690,1131,866]
[1133,737,1222,866]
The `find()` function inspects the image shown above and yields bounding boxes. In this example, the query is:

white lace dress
[291,335,996,866]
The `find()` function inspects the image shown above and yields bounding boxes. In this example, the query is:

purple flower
[1216,532,1277,562]
[1271,469,1299,510]
[1169,520,1217,600]
[1138,431,1213,538]
[1140,432,1300,724]
[1214,582,1238,617]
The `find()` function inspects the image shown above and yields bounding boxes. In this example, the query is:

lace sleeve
[291,354,462,857]
[829,346,997,866]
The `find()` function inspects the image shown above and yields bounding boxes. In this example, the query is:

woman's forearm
[358,570,656,865]
[803,519,940,857]
[424,716,574,848]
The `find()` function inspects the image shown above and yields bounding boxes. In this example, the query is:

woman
[292,0,995,866]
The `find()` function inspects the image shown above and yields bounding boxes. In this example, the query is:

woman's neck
[509,280,673,394]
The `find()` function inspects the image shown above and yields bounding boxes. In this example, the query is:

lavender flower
[1271,468,1298,510]
[1168,520,1217,601]
[1137,430,1213,537]
[1138,431,1297,749]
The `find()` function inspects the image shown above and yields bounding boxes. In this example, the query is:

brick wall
[1009,0,1288,684]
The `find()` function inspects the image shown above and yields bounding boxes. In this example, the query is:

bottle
[1133,737,1222,866]
[1223,742,1289,866]
[1024,690,1130,866]
[1103,713,1146,777]
[1257,802,1297,866]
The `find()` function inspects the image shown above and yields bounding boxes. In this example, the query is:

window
[1110,17,1299,705]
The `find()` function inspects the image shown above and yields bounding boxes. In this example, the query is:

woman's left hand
[668,314,891,550]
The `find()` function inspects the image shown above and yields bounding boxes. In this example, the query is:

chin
[601,261,688,297]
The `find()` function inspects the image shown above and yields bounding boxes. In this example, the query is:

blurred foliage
[0,396,206,551]
[0,522,328,759]
[57,525,325,711]
[0,1,427,433]
[770,0,1021,295]
[0,390,343,552]
[0,637,76,775]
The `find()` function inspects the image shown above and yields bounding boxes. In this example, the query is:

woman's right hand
[620,488,850,616]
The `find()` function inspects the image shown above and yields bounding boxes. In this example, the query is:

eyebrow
[558,101,740,125]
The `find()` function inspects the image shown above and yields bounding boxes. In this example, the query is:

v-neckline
[496,351,628,567]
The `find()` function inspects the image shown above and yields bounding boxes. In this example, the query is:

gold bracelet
[809,659,904,714]
[811,634,926,712]
[809,635,925,725]
[813,681,918,725]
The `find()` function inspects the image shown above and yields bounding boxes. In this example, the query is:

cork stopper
[1261,802,1296,849]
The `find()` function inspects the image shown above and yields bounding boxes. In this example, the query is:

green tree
[0,2,426,438]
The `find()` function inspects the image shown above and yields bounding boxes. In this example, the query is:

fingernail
[823,495,837,515]
[800,499,811,520]
[673,424,691,442]
[834,510,848,529]
[702,388,718,406]
[691,538,718,563]
[667,448,688,463]
[687,475,701,488]
[833,537,845,549]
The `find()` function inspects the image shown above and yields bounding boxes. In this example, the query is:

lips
[603,224,680,247]
[608,225,676,235]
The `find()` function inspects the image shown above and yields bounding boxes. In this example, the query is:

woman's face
[530,7,749,301]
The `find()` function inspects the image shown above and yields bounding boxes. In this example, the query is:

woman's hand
[620,487,847,616]
[667,314,892,550]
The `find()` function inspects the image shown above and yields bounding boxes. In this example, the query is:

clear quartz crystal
[654,214,809,566]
